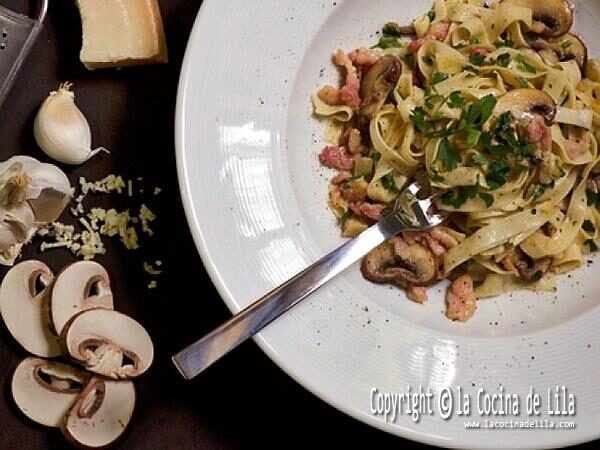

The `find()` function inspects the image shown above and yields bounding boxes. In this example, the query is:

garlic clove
[34,83,107,165]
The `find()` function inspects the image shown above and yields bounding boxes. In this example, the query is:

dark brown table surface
[0,1,597,449]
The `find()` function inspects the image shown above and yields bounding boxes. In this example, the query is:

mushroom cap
[11,357,90,427]
[502,0,573,38]
[549,33,587,70]
[51,261,114,336]
[62,308,154,379]
[359,56,402,127]
[0,261,61,357]
[361,238,438,288]
[62,377,135,448]
[493,88,556,123]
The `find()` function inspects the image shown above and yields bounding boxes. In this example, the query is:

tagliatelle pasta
[313,0,600,322]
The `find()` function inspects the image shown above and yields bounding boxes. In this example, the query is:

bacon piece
[349,48,381,70]
[446,274,477,322]
[464,46,491,57]
[407,286,428,303]
[408,21,450,53]
[525,114,552,154]
[317,85,343,105]
[402,226,458,257]
[350,202,385,221]
[334,49,362,108]
[319,145,353,170]
[332,171,352,184]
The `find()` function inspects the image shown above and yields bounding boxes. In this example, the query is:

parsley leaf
[461,94,497,130]
[447,91,465,108]
[515,54,537,73]
[531,184,547,201]
[496,53,511,67]
[479,192,494,207]
[441,186,478,208]
[373,35,402,49]
[431,72,449,85]
[469,54,486,66]
[410,107,431,134]
[583,220,596,233]
[381,173,400,193]
[518,77,529,88]
[485,160,510,190]
[495,40,515,48]
[438,138,462,171]
[471,153,489,167]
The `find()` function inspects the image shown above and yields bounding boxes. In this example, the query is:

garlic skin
[34,83,106,165]
[0,156,71,265]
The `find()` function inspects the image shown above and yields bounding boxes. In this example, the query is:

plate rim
[174,2,600,448]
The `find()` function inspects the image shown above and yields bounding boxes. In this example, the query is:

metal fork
[172,181,447,379]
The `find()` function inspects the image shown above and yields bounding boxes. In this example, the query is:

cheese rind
[76,0,168,70]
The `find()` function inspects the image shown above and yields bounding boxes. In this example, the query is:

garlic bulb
[0,156,71,265]
[34,83,107,165]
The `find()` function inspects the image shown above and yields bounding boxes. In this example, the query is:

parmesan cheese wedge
[76,0,168,70]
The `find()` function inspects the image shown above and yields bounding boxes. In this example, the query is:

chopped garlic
[153,187,161,195]
[143,261,162,275]
[148,280,157,289]
[139,204,156,236]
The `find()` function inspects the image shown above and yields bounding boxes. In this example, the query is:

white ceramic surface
[176,1,600,448]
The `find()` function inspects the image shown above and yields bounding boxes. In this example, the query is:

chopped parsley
[371,151,381,162]
[427,10,436,22]
[373,35,402,49]
[479,192,494,207]
[515,54,537,73]
[470,35,481,45]
[438,138,462,171]
[441,186,478,208]
[531,184,547,201]
[340,209,352,225]
[469,54,486,66]
[583,220,596,233]
[560,40,572,49]
[410,107,431,134]
[381,173,400,193]
[496,53,511,67]
[447,91,465,108]
[485,160,510,190]
[431,72,449,85]
[518,76,529,88]
[495,39,515,48]
[471,153,489,167]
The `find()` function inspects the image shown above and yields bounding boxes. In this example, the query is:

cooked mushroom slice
[586,58,600,82]
[516,256,552,281]
[547,33,587,69]
[358,56,402,128]
[493,88,556,123]
[51,261,114,335]
[62,377,135,448]
[62,309,154,379]
[502,0,573,38]
[361,237,437,288]
[0,261,61,357]
[12,357,90,427]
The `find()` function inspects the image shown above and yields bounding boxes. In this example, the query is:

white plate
[176,1,600,448]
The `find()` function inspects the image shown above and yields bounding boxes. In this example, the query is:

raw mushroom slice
[493,88,556,123]
[51,261,114,335]
[0,261,61,357]
[62,377,135,448]
[11,357,90,427]
[61,308,154,379]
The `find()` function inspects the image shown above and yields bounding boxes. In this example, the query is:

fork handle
[172,213,406,379]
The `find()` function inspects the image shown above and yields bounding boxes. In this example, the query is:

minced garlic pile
[37,174,163,288]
